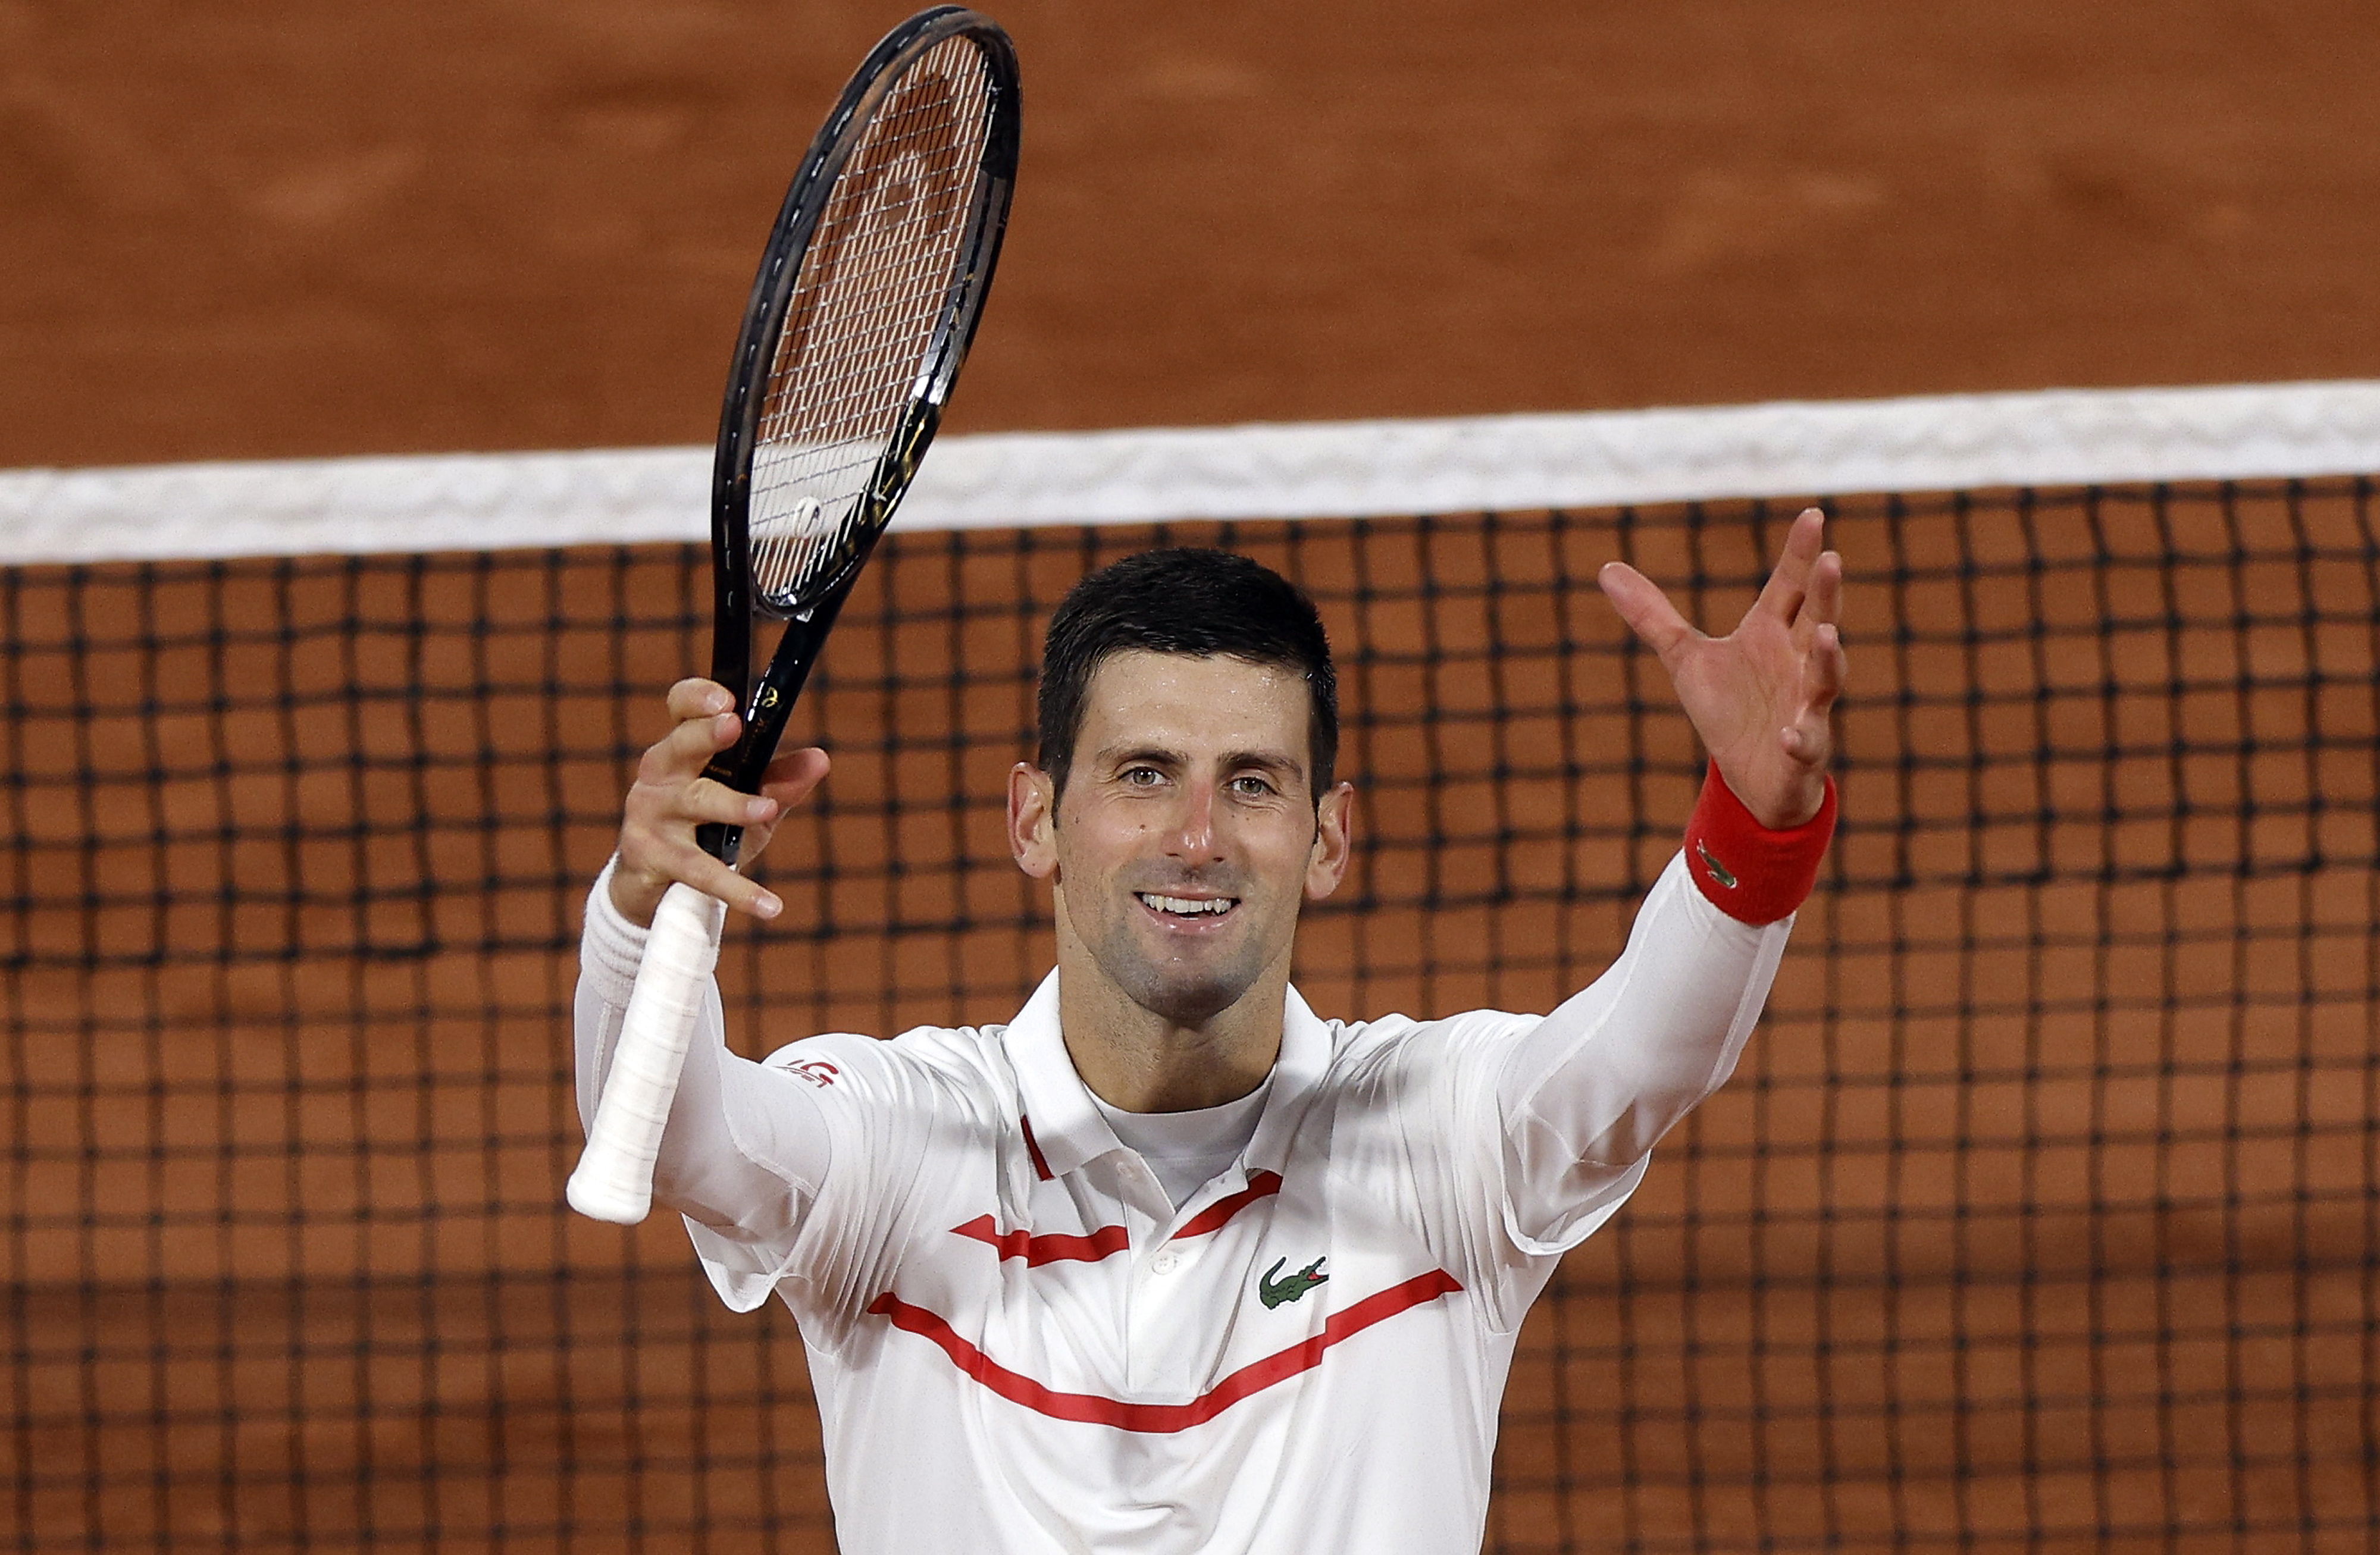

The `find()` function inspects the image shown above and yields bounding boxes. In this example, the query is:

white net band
[2,380,2376,566]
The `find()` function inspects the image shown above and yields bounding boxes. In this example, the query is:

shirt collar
[1245,985,1330,1173]
[1001,970,1335,1182]
[1004,970,1116,1179]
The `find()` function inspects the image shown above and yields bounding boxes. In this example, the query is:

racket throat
[696,575,861,864]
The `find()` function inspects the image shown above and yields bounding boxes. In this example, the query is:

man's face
[1008,650,1352,1029]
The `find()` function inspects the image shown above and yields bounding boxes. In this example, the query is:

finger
[668,777,783,830]
[617,780,775,866]
[1795,547,1843,638]
[1803,621,1847,712]
[1752,507,1827,623]
[640,708,742,783]
[610,824,784,923]
[653,841,783,920]
[1780,622,1847,764]
[756,746,831,806]
[1598,561,1701,661]
[1780,716,1833,767]
[666,678,735,721]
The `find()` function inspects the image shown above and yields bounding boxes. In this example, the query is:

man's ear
[1009,762,1059,880]
[1305,780,1355,901]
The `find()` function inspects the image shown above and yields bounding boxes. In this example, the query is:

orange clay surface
[2,0,2378,469]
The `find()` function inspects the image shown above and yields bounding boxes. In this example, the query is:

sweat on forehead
[1034,549,1339,797]
[1073,651,1314,770]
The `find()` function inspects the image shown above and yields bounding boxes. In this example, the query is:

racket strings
[749,32,998,610]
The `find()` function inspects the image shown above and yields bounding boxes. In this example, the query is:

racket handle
[567,882,729,1224]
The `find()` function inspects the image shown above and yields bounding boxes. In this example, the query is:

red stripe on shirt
[1167,1170,1283,1242]
[864,1268,1464,1434]
[1019,1115,1054,1181]
[949,1215,1130,1266]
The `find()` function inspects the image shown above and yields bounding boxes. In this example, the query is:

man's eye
[1229,775,1276,797]
[1123,766,1164,786]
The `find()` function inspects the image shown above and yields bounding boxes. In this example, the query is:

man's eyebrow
[1220,748,1302,778]
[1091,743,1188,770]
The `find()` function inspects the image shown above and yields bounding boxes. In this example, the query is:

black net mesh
[5,481,2376,1551]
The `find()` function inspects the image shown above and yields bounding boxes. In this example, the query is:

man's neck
[1053,951,1288,1114]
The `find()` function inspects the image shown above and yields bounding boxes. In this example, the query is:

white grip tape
[566,882,729,1224]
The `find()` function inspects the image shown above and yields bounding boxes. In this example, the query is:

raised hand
[607,678,832,927]
[1597,507,1846,829]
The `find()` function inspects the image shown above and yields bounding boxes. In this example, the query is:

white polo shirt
[575,853,1794,1554]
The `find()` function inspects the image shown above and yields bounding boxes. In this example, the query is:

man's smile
[1135,891,1241,923]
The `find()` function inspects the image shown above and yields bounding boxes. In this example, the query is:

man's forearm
[1498,766,1835,1180]
[574,861,829,1237]
[1496,852,1792,1174]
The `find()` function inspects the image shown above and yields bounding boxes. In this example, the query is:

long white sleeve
[573,861,833,1244]
[1492,851,1794,1250]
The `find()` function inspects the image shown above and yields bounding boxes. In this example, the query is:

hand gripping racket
[568,7,1020,1224]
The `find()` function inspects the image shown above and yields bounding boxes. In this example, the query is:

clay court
[5,1,2380,464]
[5,4,2379,1553]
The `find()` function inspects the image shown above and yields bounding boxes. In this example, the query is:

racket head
[710,8,1020,714]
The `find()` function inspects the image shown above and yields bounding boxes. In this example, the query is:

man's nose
[1166,780,1223,863]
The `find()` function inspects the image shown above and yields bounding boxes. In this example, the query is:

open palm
[1597,507,1846,829]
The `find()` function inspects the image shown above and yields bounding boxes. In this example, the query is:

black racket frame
[701,5,1019,863]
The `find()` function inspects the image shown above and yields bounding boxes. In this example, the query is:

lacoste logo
[1695,841,1738,889]
[1258,1256,1329,1309]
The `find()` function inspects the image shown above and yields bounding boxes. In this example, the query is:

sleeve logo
[788,1059,841,1087]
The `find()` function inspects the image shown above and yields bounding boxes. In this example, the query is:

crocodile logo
[1258,1256,1329,1309]
[1695,841,1739,889]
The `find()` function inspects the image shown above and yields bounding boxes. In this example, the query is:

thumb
[1598,562,1699,661]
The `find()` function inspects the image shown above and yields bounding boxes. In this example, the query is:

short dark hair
[1036,548,1338,802]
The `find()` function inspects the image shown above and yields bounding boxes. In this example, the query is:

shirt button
[1151,1250,1182,1275]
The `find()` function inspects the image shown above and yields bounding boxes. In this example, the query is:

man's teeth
[1139,894,1233,916]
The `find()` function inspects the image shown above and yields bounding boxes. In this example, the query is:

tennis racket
[568,7,1020,1225]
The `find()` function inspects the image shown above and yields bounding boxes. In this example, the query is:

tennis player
[576,510,1844,1552]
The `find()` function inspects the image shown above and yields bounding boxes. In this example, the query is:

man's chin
[1112,960,1262,1029]
[1066,903,1277,1028]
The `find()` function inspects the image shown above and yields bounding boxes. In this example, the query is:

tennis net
[5,386,2378,1552]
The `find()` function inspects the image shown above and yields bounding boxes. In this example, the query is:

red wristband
[1682,761,1837,924]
